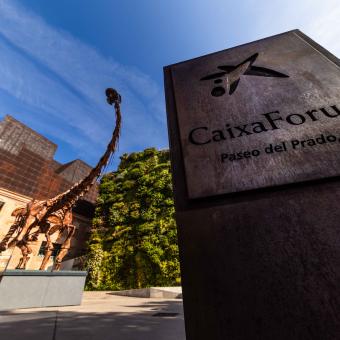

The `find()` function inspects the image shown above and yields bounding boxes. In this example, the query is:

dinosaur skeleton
[0,88,122,270]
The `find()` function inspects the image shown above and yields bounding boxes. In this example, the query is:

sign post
[164,30,340,340]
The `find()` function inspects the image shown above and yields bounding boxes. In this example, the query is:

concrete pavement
[0,291,186,340]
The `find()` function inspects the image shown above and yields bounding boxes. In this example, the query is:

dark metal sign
[167,30,340,199]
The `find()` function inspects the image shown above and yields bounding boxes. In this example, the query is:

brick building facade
[0,115,97,270]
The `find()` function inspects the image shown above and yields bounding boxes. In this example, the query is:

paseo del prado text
[187,104,340,162]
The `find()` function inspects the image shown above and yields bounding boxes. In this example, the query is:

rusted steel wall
[0,115,97,203]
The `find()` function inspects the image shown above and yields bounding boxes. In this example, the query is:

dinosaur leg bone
[16,239,32,269]
[39,224,62,271]
[53,224,76,271]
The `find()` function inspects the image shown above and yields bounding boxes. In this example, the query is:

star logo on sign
[200,53,289,97]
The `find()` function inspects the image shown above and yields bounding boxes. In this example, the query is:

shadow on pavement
[0,299,185,340]
[0,300,185,340]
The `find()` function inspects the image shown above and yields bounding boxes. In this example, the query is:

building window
[38,241,61,258]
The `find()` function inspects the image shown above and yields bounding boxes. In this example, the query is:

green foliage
[85,148,180,290]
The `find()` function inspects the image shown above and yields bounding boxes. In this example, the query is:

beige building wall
[0,188,63,271]
[0,188,30,270]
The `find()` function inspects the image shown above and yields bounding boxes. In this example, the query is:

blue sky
[0,0,339,169]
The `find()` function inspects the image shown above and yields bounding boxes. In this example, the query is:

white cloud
[304,0,340,57]
[0,0,167,166]
[249,0,340,59]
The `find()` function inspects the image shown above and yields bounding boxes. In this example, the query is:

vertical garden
[85,148,180,290]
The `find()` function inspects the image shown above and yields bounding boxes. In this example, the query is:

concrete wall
[0,270,87,311]
[111,287,182,299]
